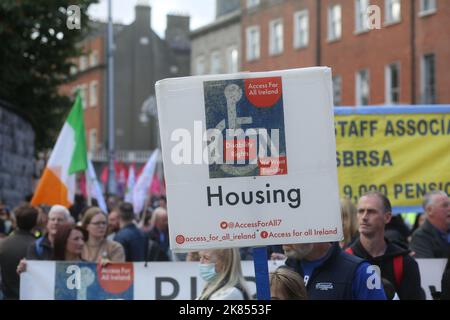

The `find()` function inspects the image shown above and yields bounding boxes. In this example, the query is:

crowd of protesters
[0,189,449,300]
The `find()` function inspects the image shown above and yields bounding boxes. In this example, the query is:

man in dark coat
[114,202,147,262]
[0,205,38,299]
[411,191,450,258]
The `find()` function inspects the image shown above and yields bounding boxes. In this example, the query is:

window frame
[328,4,342,41]
[385,62,401,104]
[356,69,370,106]
[269,18,284,56]
[294,10,309,49]
[246,25,261,61]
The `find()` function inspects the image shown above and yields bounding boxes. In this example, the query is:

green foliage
[0,0,98,151]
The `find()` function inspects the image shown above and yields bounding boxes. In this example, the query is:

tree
[0,0,97,151]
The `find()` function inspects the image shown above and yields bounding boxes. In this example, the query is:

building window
[89,50,98,67]
[227,46,239,73]
[246,0,260,9]
[89,81,98,107]
[89,129,97,153]
[79,84,88,108]
[333,76,342,106]
[385,0,401,23]
[328,5,342,41]
[269,19,283,56]
[79,55,88,71]
[210,51,221,74]
[355,0,370,32]
[195,55,205,75]
[70,65,77,75]
[294,10,309,49]
[421,54,436,104]
[246,26,260,61]
[420,0,436,15]
[356,69,370,106]
[385,63,400,104]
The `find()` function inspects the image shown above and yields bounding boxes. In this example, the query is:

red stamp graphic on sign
[258,156,287,176]
[175,235,185,244]
[244,77,282,107]
[224,138,257,162]
[97,263,133,294]
[220,221,228,229]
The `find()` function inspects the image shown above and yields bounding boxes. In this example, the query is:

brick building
[241,0,450,106]
[60,2,191,163]
[191,0,241,76]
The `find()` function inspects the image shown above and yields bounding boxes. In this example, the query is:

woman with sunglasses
[81,207,125,263]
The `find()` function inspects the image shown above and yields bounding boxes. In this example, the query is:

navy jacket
[114,223,148,262]
[285,243,366,300]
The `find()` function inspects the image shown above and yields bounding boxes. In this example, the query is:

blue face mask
[199,263,218,282]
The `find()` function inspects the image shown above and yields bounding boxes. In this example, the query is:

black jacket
[0,230,36,299]
[348,238,425,300]
[114,223,148,262]
[410,220,449,258]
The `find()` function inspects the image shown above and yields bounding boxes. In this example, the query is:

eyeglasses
[90,221,107,226]
[49,217,66,223]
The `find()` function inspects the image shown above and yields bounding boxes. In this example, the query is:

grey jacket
[410,220,449,258]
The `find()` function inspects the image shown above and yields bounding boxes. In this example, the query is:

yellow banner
[335,110,450,210]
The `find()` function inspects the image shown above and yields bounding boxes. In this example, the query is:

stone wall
[0,101,35,209]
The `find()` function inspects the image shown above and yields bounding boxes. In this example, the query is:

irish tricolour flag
[32,93,87,207]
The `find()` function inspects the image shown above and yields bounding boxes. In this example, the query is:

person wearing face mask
[0,204,14,237]
[197,248,250,300]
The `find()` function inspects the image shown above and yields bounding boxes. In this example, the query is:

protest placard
[155,67,343,251]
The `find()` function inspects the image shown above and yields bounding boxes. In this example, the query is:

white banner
[20,260,282,300]
[156,68,342,251]
[417,258,447,300]
[20,259,445,300]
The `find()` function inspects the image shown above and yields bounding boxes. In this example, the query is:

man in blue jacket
[114,202,148,262]
[283,241,387,300]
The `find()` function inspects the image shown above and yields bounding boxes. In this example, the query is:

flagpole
[107,0,117,196]
[85,170,92,206]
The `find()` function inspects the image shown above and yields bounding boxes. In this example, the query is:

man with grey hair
[26,204,71,260]
[411,191,450,258]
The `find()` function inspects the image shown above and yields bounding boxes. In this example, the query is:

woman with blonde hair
[270,267,307,300]
[340,198,359,249]
[81,207,125,262]
[198,248,250,300]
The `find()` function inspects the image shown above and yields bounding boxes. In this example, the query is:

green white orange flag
[31,93,87,207]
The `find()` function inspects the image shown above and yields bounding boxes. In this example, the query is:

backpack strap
[393,255,403,288]
[35,237,44,258]
[346,246,403,288]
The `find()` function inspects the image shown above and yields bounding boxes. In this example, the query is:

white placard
[155,67,342,251]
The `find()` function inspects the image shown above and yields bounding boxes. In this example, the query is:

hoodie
[348,238,425,300]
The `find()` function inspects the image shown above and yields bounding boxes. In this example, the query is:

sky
[88,0,216,38]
